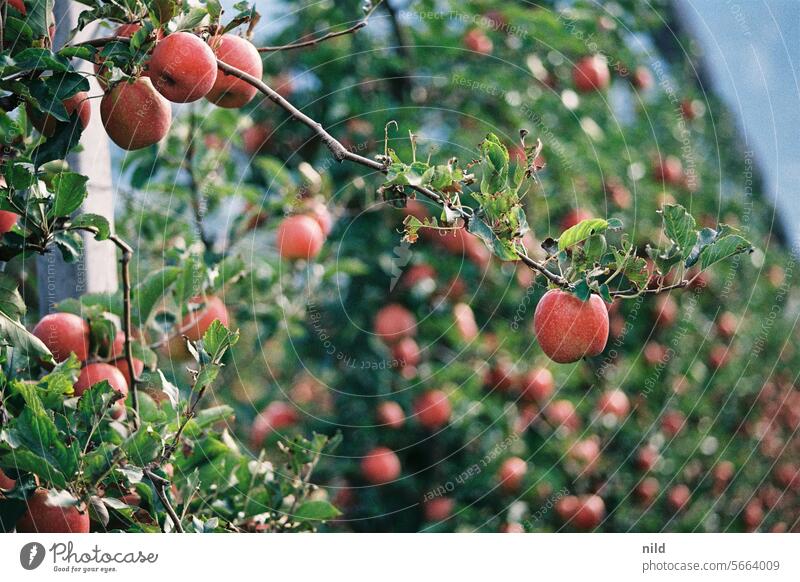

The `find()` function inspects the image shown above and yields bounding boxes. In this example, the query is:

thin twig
[257,2,379,54]
[144,468,184,533]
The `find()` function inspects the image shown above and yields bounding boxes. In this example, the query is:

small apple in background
[374,303,417,345]
[653,294,678,327]
[572,55,610,92]
[774,463,799,491]
[681,99,704,120]
[716,311,738,338]
[413,389,451,429]
[242,123,272,156]
[0,468,15,490]
[667,484,691,511]
[636,477,660,504]
[149,32,217,103]
[546,399,580,433]
[499,522,525,533]
[392,336,421,369]
[632,66,653,90]
[206,34,263,108]
[534,289,609,363]
[644,341,668,366]
[16,489,90,533]
[453,302,479,342]
[713,460,735,484]
[636,445,660,472]
[0,210,18,235]
[708,344,730,370]
[361,447,401,485]
[596,388,630,419]
[276,214,325,260]
[568,437,600,473]
[181,295,230,342]
[376,401,405,429]
[661,410,686,437]
[101,77,172,150]
[29,92,91,137]
[7,0,25,14]
[497,457,527,493]
[423,497,454,522]
[652,155,684,185]
[32,312,90,362]
[303,199,334,237]
[742,500,763,531]
[250,401,299,448]
[571,495,605,530]
[561,208,593,231]
[463,29,493,55]
[519,367,554,402]
[400,264,436,291]
[75,363,129,418]
[484,358,516,393]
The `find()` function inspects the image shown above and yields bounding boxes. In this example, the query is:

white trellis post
[36,0,118,313]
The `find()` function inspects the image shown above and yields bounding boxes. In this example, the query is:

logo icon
[20,542,46,570]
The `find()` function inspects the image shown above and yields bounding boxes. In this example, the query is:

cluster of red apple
[36,25,263,152]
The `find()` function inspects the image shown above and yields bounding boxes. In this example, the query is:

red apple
[661,410,685,437]
[423,497,454,522]
[534,289,609,363]
[101,77,171,150]
[713,461,735,483]
[114,357,144,386]
[149,32,217,103]
[484,358,516,393]
[519,367,554,401]
[708,345,730,370]
[181,296,229,342]
[743,500,763,531]
[463,29,493,54]
[572,494,605,529]
[376,401,405,429]
[717,311,738,338]
[276,214,325,260]
[0,210,18,235]
[636,445,660,471]
[32,312,90,362]
[596,388,630,418]
[250,401,299,448]
[667,484,691,511]
[569,437,600,472]
[361,447,401,485]
[546,399,580,432]
[16,489,90,533]
[304,200,334,237]
[400,264,436,290]
[561,208,593,230]
[0,468,15,491]
[29,91,91,137]
[206,34,263,108]
[374,304,417,344]
[632,66,653,90]
[453,302,479,342]
[498,457,527,493]
[572,55,610,92]
[8,0,25,14]
[413,389,451,429]
[392,337,421,368]
[654,295,678,327]
[75,363,129,418]
[636,477,660,504]
[653,155,684,185]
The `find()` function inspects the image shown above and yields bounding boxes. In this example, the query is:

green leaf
[294,500,341,521]
[479,133,510,195]
[12,48,68,72]
[71,213,110,240]
[122,424,162,466]
[662,204,697,257]
[0,450,67,489]
[31,114,85,168]
[467,219,517,261]
[50,172,89,217]
[0,275,53,363]
[699,234,753,271]
[558,218,608,251]
[133,267,181,326]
